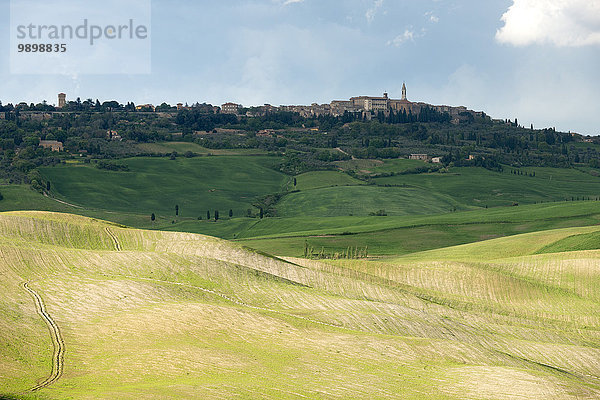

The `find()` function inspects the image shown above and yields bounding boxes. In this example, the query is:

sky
[1,0,599,135]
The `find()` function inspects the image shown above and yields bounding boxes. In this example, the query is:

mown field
[1,211,599,399]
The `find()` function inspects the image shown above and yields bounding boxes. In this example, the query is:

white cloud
[425,11,439,23]
[365,0,384,23]
[496,0,600,47]
[273,0,304,6]
[387,29,416,46]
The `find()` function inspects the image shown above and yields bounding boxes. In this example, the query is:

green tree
[207,210,210,220]
[175,205,179,216]
[259,207,264,219]
[151,213,155,222]
[214,210,219,221]
[229,209,233,218]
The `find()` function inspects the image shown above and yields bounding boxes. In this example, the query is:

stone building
[39,140,63,152]
[221,102,242,114]
[58,93,66,108]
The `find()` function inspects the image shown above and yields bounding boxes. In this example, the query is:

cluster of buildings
[51,85,484,124]
[280,84,486,123]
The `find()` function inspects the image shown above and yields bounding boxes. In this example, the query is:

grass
[6,156,600,258]
[234,219,597,257]
[536,230,600,254]
[288,170,365,191]
[39,156,287,218]
[275,185,468,217]
[135,141,269,155]
[369,158,430,173]
[1,211,600,399]
[333,158,428,175]
[232,200,600,256]
[390,224,600,263]
[374,166,600,207]
[6,179,600,257]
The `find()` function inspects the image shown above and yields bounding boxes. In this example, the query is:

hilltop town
[279,83,486,124]
[1,84,485,126]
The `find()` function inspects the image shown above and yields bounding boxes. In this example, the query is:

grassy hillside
[135,141,270,156]
[3,156,598,259]
[334,158,429,175]
[5,178,600,257]
[288,170,365,191]
[276,185,468,217]
[391,224,600,262]
[1,211,600,399]
[374,166,600,207]
[234,201,600,256]
[39,156,288,217]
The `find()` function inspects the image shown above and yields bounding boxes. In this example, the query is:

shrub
[369,209,387,216]
[96,160,130,172]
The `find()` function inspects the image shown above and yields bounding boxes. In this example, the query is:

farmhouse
[409,154,429,161]
[221,102,242,114]
[136,104,155,112]
[39,140,63,152]
[107,130,122,141]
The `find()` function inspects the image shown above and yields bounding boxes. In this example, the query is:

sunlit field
[1,211,599,399]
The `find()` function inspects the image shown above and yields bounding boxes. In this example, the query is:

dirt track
[105,227,122,251]
[22,282,65,391]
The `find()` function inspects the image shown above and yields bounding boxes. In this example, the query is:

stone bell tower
[401,82,407,101]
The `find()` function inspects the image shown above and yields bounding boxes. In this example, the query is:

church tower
[401,82,407,101]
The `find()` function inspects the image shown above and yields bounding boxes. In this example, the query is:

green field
[375,166,600,207]
[40,156,288,218]
[6,154,600,257]
[288,170,365,191]
[333,158,428,175]
[136,141,269,156]
[1,211,600,399]
[276,185,467,217]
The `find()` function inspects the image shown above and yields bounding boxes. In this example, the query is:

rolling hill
[1,211,600,399]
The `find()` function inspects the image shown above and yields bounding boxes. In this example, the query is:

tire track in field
[22,282,65,391]
[105,227,121,251]
[42,193,83,209]
[117,274,344,330]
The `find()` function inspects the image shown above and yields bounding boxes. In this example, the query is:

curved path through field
[22,282,65,391]
[42,193,83,209]
[105,227,121,251]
